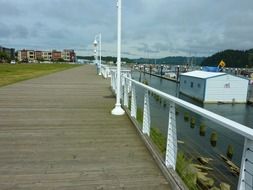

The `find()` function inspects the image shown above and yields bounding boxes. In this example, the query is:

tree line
[201,49,253,68]
[0,51,11,63]
[77,56,132,64]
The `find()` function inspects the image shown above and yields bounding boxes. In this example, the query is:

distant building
[17,49,35,62]
[52,50,61,61]
[0,46,15,59]
[27,50,35,62]
[61,50,70,61]
[17,49,28,62]
[69,50,76,62]
[35,51,43,60]
[42,51,52,61]
[61,49,76,62]
[17,49,76,62]
[179,70,249,103]
[62,49,76,62]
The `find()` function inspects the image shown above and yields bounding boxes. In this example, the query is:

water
[132,71,253,189]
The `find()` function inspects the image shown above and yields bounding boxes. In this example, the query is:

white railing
[110,68,131,98]
[109,69,253,190]
[101,64,116,78]
[100,64,131,80]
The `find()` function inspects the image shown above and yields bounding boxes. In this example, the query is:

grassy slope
[0,64,81,87]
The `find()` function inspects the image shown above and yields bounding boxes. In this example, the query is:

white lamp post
[93,34,102,75]
[111,0,125,115]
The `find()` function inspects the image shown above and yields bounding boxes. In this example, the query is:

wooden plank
[0,65,170,189]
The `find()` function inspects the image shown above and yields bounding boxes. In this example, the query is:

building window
[198,83,201,88]
[190,82,194,88]
[184,80,187,84]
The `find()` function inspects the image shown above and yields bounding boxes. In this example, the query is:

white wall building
[179,70,249,103]
[42,51,52,61]
[61,50,70,61]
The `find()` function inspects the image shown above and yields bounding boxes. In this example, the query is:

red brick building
[35,51,43,60]
[52,50,62,61]
[21,50,27,60]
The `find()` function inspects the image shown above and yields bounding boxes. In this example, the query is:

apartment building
[27,50,35,61]
[42,51,52,61]
[35,51,43,60]
[69,49,76,62]
[61,50,70,61]
[17,49,35,62]
[61,49,76,62]
[52,50,61,61]
[17,49,76,62]
[17,49,27,61]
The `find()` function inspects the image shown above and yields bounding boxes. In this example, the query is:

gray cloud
[0,0,22,17]
[0,23,29,39]
[0,0,253,58]
[0,23,11,38]
[13,25,29,39]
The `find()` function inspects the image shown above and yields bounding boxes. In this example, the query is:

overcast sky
[0,0,253,58]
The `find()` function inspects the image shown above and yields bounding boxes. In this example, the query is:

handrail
[124,76,253,140]
[100,64,131,78]
[108,68,253,190]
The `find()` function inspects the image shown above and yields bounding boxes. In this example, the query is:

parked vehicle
[10,60,16,64]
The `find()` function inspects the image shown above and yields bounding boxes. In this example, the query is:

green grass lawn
[0,63,81,87]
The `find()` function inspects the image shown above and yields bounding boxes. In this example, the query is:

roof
[180,70,227,79]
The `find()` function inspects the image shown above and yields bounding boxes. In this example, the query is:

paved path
[0,65,170,190]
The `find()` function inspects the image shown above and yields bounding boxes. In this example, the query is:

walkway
[0,65,170,190]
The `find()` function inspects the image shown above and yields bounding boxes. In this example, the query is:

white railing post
[131,84,137,118]
[111,71,115,91]
[101,65,106,78]
[165,102,177,170]
[143,90,151,136]
[123,78,129,107]
[105,67,109,78]
[238,138,253,190]
[113,71,117,92]
[110,71,113,87]
[128,75,132,94]
[120,75,124,101]
[108,67,112,78]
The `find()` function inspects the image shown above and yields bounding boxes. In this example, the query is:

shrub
[227,144,234,159]
[184,112,189,122]
[190,117,196,128]
[210,132,218,147]
[199,123,206,136]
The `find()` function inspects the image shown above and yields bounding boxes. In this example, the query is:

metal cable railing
[107,68,253,190]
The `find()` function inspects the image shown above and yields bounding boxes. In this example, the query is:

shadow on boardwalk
[0,65,170,190]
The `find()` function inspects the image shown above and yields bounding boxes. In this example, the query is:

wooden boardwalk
[0,65,170,190]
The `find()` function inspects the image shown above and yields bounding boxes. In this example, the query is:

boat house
[179,70,249,103]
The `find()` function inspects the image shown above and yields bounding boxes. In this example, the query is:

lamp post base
[111,104,125,115]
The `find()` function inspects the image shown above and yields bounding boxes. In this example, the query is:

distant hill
[201,49,253,68]
[76,56,132,63]
[77,55,205,65]
[133,56,205,65]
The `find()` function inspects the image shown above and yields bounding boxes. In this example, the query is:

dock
[0,65,171,189]
[139,70,179,83]
[248,84,253,103]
